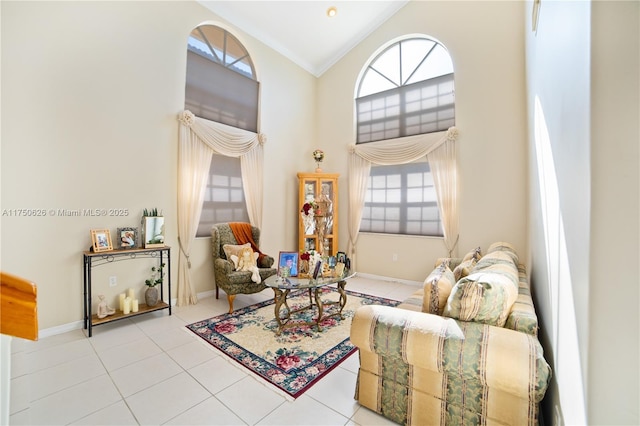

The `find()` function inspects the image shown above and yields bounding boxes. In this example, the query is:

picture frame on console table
[117,227,138,249]
[90,229,113,252]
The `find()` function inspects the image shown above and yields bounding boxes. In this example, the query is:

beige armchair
[211,223,276,313]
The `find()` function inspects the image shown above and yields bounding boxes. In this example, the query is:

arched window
[356,36,455,236]
[185,25,259,236]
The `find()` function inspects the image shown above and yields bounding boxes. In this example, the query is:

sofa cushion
[422,263,455,315]
[396,289,424,312]
[445,251,520,327]
[487,241,519,265]
[505,264,540,335]
[472,250,518,272]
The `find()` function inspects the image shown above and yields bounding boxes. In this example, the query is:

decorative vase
[145,286,159,307]
[312,149,324,173]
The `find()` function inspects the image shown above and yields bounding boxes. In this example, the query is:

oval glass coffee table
[264,271,356,335]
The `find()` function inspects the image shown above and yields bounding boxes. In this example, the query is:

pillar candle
[127,288,135,299]
[119,293,126,311]
[131,299,139,313]
[123,297,131,314]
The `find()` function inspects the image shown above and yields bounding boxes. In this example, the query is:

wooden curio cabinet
[298,172,339,257]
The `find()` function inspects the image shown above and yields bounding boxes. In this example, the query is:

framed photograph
[117,227,138,249]
[336,251,346,263]
[143,216,165,248]
[278,251,299,277]
[91,229,113,252]
[312,259,323,280]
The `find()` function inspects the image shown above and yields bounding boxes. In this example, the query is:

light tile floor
[9,276,418,425]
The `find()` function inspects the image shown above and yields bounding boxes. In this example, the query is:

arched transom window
[186,25,258,132]
[356,36,454,144]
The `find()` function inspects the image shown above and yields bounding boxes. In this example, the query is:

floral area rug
[186,287,400,399]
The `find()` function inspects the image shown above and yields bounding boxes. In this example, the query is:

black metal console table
[83,246,171,337]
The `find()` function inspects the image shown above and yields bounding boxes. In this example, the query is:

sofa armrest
[350,304,551,402]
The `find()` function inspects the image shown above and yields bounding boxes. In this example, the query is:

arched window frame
[354,35,456,238]
[184,24,260,237]
[356,35,455,144]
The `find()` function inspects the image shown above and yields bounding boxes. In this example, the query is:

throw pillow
[453,257,477,281]
[444,272,515,326]
[422,263,456,315]
[444,251,520,327]
[462,246,482,262]
[223,243,251,268]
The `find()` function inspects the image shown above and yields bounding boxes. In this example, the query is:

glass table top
[264,271,356,290]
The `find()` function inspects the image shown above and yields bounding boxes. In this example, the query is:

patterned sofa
[350,242,551,425]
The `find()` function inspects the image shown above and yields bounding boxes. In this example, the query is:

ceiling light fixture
[326,6,337,18]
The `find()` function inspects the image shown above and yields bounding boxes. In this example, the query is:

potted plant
[144,263,164,307]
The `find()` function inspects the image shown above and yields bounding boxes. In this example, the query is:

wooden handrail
[1,272,38,341]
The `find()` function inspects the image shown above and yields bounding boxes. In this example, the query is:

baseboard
[39,295,183,338]
[197,289,216,299]
[355,272,422,287]
[39,320,84,339]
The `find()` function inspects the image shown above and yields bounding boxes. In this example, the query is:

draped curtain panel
[347,127,459,268]
[176,110,265,306]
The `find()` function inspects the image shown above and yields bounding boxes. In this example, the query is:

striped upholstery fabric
[397,288,423,312]
[351,305,551,425]
[350,244,550,425]
[505,264,539,335]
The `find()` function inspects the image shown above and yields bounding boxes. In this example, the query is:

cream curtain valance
[176,110,265,306]
[348,127,458,164]
[178,110,265,156]
[347,127,459,268]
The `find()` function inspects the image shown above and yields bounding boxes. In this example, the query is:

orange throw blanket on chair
[229,222,268,267]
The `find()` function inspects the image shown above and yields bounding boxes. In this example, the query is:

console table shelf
[83,246,171,337]
[90,301,170,326]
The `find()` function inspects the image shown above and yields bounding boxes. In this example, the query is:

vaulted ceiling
[197,1,410,77]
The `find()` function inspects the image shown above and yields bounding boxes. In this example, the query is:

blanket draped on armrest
[229,222,268,266]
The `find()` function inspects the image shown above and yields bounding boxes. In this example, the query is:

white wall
[526,1,639,424]
[317,1,528,281]
[1,1,316,330]
[589,2,639,423]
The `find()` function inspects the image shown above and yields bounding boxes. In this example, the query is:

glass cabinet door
[318,179,335,235]
[298,173,339,258]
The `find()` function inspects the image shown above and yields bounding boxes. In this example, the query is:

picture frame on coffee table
[278,251,299,277]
